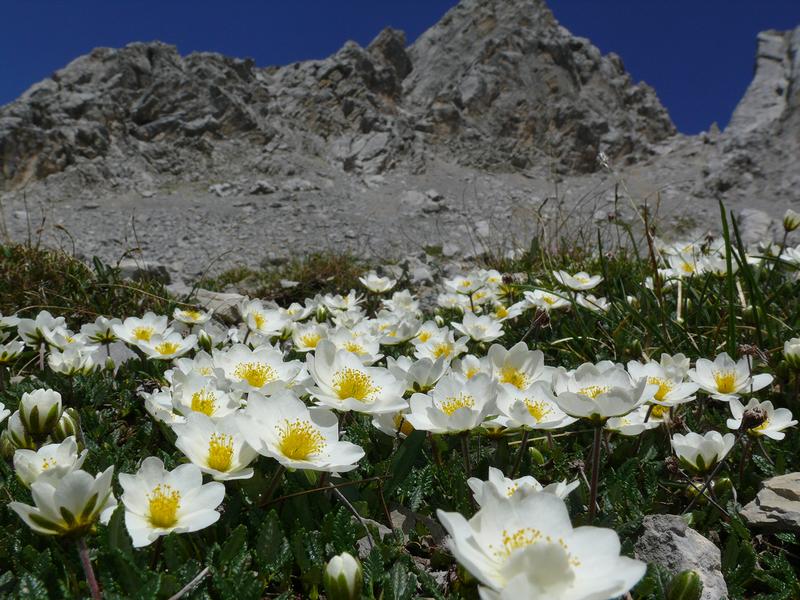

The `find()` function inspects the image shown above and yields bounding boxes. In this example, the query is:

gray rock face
[635,514,728,600]
[741,472,800,533]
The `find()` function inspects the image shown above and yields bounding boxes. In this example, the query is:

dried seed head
[741,407,768,431]
[665,455,680,475]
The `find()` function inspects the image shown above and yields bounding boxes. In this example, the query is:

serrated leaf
[16,573,49,600]
[219,525,247,567]
[384,561,417,600]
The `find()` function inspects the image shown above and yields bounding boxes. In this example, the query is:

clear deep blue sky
[1,1,798,133]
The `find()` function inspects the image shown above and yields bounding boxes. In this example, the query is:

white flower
[405,373,497,434]
[452,354,490,380]
[687,352,773,401]
[322,290,363,312]
[487,342,547,392]
[359,271,397,293]
[371,411,414,438]
[782,245,800,266]
[453,312,504,343]
[468,467,579,506]
[0,313,21,332]
[173,307,213,325]
[240,299,291,339]
[170,371,241,419]
[667,252,702,278]
[307,341,405,414]
[9,466,116,536]
[523,289,570,312]
[236,390,365,472]
[213,343,307,394]
[16,310,67,347]
[80,316,121,344]
[671,431,736,474]
[292,322,329,352]
[783,208,800,232]
[324,552,363,600]
[382,289,420,316]
[413,328,469,362]
[141,388,186,425]
[444,274,484,295]
[575,293,610,313]
[173,413,257,481]
[138,332,197,360]
[496,381,576,430]
[490,301,526,322]
[726,398,797,440]
[437,491,646,599]
[605,405,662,436]
[47,345,98,375]
[119,457,224,547]
[13,436,87,487]
[626,357,698,406]
[373,312,420,345]
[113,312,170,346]
[19,389,63,436]
[386,356,447,394]
[0,402,9,424]
[328,327,382,365]
[552,270,603,291]
[0,339,25,365]
[553,363,654,423]
[784,338,800,370]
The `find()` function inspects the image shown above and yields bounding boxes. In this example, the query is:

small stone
[117,258,171,285]
[248,180,277,195]
[741,472,800,533]
[635,514,727,600]
[192,288,246,322]
[208,183,237,198]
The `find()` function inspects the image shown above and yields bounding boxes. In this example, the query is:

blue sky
[1,1,798,133]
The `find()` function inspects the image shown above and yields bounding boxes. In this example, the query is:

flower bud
[6,412,35,450]
[323,552,363,600]
[783,209,800,232]
[784,338,800,370]
[19,389,62,437]
[51,408,81,444]
[712,476,733,497]
[667,570,703,600]
[197,329,213,353]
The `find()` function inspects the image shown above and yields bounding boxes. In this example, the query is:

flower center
[300,333,321,348]
[578,385,610,399]
[234,362,277,388]
[495,306,509,318]
[525,399,552,422]
[491,528,581,567]
[392,414,414,436]
[333,368,380,401]
[148,484,181,528]
[191,389,217,416]
[543,296,556,305]
[439,393,475,416]
[207,433,234,471]
[155,341,180,355]
[432,343,453,359]
[500,367,528,390]
[647,377,674,401]
[276,419,326,460]
[344,341,365,354]
[713,371,737,394]
[650,404,670,419]
[181,310,203,321]
[41,457,56,470]
[132,326,154,342]
[417,331,432,343]
[752,418,770,432]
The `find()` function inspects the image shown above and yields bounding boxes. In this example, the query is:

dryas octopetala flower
[487,342,548,392]
[119,457,224,547]
[292,321,329,352]
[437,490,646,600]
[236,390,365,472]
[47,345,98,375]
[170,371,241,419]
[359,271,397,293]
[213,343,307,394]
[413,327,469,362]
[468,467,579,506]
[687,352,773,401]
[386,355,447,394]
[575,293,610,313]
[496,381,576,431]
[173,413,257,481]
[553,362,655,424]
[9,466,116,536]
[604,405,663,436]
[783,208,800,232]
[671,431,736,474]
[16,310,67,347]
[138,332,197,360]
[19,389,63,437]
[405,373,497,434]
[726,398,797,440]
[784,338,800,370]
[552,270,603,291]
[324,552,363,600]
[173,306,213,325]
[0,402,9,425]
[113,312,171,346]
[13,436,87,487]
[80,316,121,345]
[452,312,504,343]
[523,289,570,312]
[626,356,698,406]
[307,340,406,414]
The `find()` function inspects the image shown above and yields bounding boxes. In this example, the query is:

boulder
[635,514,727,600]
[741,472,800,533]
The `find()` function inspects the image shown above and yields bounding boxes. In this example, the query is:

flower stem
[588,424,602,523]
[77,537,102,600]
[738,436,753,485]
[461,433,472,478]
[511,429,529,477]
[263,465,285,503]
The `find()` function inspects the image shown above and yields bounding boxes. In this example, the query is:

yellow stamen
[207,433,234,472]
[234,362,277,388]
[491,529,580,566]
[650,404,670,419]
[191,389,217,416]
[500,367,528,390]
[343,341,365,354]
[578,385,610,399]
[181,310,203,321]
[333,368,380,401]
[132,326,154,342]
[525,399,552,422]
[253,313,266,331]
[276,419,326,460]
[417,331,432,343]
[300,333,321,349]
[155,341,181,355]
[647,377,674,401]
[495,306,509,319]
[41,458,56,470]
[713,371,737,394]
[148,484,181,528]
[432,343,453,359]
[439,393,475,416]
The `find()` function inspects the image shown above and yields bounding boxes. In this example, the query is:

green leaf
[105,504,133,557]
[16,573,50,600]
[219,524,247,567]
[384,561,417,600]
[385,430,427,495]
